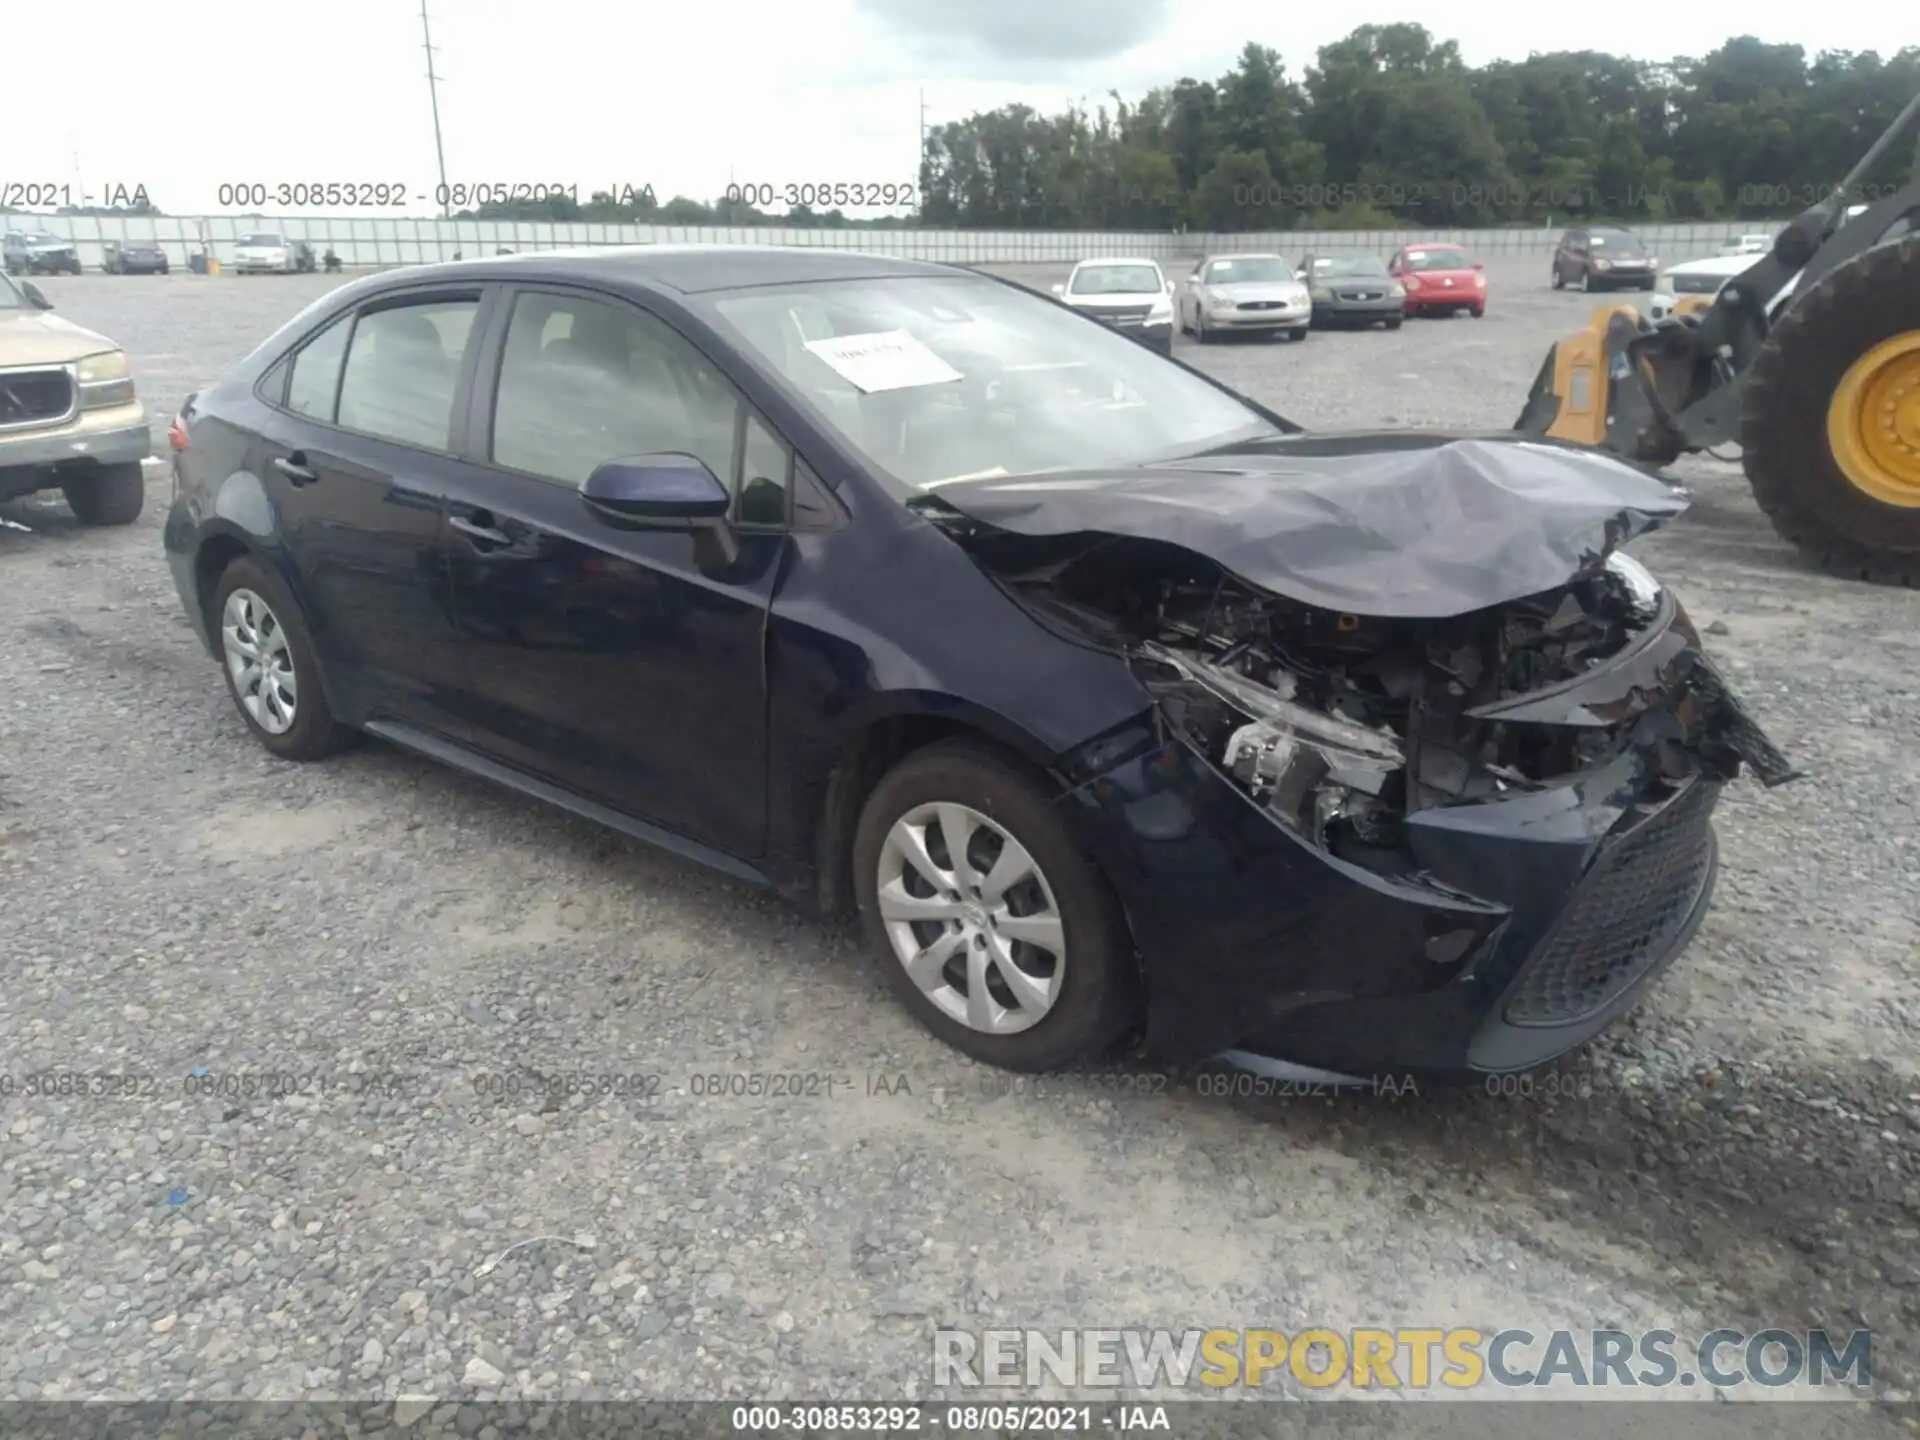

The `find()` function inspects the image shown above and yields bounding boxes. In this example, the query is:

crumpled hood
[926,432,1691,618]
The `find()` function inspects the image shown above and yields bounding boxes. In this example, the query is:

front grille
[0,368,75,429]
[1238,300,1283,311]
[1337,289,1383,301]
[1503,780,1717,1027]
[1090,306,1152,326]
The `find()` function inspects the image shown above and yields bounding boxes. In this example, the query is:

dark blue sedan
[162,246,1795,1081]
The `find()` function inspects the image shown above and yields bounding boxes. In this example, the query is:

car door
[436,284,783,859]
[248,286,490,741]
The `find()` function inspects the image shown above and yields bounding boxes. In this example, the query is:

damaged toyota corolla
[165,248,1796,1084]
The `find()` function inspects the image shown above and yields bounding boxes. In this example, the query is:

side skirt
[362,719,775,890]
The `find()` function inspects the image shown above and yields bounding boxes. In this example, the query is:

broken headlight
[1142,642,1404,846]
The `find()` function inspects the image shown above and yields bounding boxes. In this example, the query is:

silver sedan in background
[1179,253,1313,342]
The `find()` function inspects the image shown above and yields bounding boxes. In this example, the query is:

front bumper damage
[924,432,1799,1078]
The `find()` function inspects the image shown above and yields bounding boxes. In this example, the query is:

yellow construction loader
[1516,88,1920,585]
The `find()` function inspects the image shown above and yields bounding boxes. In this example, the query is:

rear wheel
[61,462,145,526]
[852,740,1139,1071]
[1551,265,1565,291]
[1742,237,1920,586]
[211,555,358,760]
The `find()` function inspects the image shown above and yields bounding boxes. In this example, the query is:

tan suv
[0,271,150,524]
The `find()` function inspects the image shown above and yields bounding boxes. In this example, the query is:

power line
[421,0,450,218]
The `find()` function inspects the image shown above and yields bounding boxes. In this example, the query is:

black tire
[1551,265,1565,291]
[851,738,1140,1071]
[1385,316,1403,330]
[209,554,358,760]
[1638,278,1655,291]
[1741,236,1920,586]
[61,462,145,526]
[1287,328,1308,342]
[1471,305,1485,318]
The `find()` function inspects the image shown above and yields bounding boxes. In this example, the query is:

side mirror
[1050,283,1065,296]
[20,280,51,310]
[580,453,737,565]
[1472,261,1485,272]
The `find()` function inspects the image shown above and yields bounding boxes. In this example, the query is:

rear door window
[335,298,481,450]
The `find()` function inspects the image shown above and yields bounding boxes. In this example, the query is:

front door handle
[272,454,318,485]
[449,512,511,547]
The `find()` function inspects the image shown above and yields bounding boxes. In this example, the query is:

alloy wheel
[875,802,1066,1035]
[221,588,299,734]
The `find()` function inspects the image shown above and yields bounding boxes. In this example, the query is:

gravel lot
[2,254,1917,1421]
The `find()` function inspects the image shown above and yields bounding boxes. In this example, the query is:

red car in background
[1388,244,1487,318]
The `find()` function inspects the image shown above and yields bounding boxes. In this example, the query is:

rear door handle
[449,512,511,547]
[272,454,318,485]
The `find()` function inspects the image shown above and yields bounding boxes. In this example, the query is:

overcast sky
[10,3,1914,216]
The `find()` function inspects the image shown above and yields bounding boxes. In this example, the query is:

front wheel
[1385,316,1403,330]
[1471,305,1485,318]
[1287,328,1308,342]
[61,462,145,526]
[852,740,1140,1071]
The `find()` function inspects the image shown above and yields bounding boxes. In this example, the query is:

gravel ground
[2,255,1917,1422]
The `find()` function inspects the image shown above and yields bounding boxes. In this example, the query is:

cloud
[852,0,1176,64]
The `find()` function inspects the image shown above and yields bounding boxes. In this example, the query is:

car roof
[1071,256,1161,268]
[1203,252,1285,261]
[355,244,963,296]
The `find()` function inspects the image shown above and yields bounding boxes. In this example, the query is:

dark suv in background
[1551,227,1658,292]
[4,231,83,276]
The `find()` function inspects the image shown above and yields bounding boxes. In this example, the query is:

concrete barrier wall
[10,213,1780,270]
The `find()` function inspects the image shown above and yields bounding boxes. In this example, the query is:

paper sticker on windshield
[1406,250,1427,260]
[803,330,962,393]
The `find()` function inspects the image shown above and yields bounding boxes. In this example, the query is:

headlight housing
[1148,293,1173,320]
[1143,643,1403,844]
[1310,284,1332,301]
[76,350,136,409]
[1388,282,1406,298]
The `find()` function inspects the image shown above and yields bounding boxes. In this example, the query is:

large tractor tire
[1741,236,1920,585]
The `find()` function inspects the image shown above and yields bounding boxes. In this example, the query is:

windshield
[1068,264,1162,295]
[1589,232,1645,254]
[712,274,1277,493]
[1311,255,1388,278]
[1203,257,1292,284]
[1398,248,1470,272]
[240,233,286,247]
[0,272,29,309]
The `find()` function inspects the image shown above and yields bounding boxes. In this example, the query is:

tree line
[13,28,1916,232]
[464,26,1918,231]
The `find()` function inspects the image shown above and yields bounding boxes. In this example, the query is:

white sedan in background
[1050,258,1175,355]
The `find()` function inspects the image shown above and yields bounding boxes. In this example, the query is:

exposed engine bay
[942,524,1797,879]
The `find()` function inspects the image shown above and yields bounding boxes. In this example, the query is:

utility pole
[420,0,451,218]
